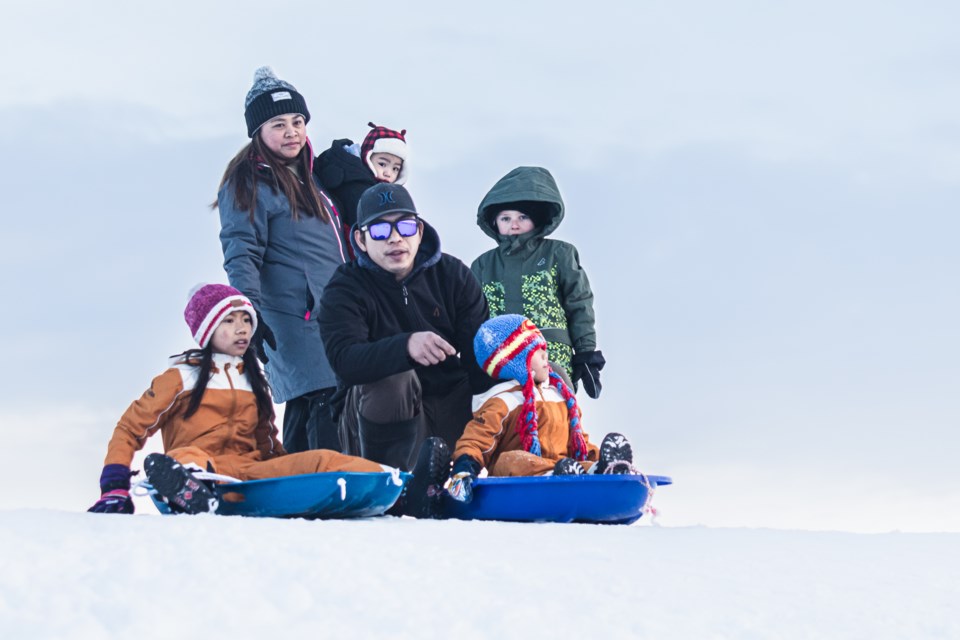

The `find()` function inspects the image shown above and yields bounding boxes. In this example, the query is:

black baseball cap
[357,183,419,228]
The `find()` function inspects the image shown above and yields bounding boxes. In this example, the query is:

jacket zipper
[402,284,409,306]
[224,363,238,441]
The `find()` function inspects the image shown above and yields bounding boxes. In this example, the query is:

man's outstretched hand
[408,331,456,366]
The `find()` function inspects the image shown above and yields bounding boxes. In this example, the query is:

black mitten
[571,350,606,399]
[252,311,277,364]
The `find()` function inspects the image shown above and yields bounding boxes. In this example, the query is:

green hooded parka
[471,166,597,377]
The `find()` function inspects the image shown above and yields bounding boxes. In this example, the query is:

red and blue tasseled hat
[473,315,588,460]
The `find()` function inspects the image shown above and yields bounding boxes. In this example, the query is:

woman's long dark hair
[176,346,274,422]
[212,134,330,223]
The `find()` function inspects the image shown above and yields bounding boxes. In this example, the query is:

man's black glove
[252,311,277,364]
[571,350,606,399]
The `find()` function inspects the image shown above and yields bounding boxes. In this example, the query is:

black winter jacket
[319,220,493,396]
[313,138,377,228]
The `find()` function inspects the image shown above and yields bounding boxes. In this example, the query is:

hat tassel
[517,376,542,457]
[550,372,588,461]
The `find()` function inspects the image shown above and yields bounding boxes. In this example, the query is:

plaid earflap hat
[473,315,588,460]
[183,284,257,348]
[244,66,311,138]
[361,122,409,185]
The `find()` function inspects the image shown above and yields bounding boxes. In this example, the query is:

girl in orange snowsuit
[87,283,383,514]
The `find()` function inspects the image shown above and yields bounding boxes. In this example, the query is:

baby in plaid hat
[314,122,409,242]
[447,314,637,504]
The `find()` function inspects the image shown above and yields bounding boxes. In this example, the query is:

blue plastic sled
[442,474,672,525]
[150,471,411,519]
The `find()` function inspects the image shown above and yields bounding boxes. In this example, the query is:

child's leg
[490,450,557,476]
[165,446,216,471]
[226,450,385,481]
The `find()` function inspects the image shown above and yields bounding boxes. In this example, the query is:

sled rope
[193,471,243,484]
[130,479,156,498]
[637,472,659,523]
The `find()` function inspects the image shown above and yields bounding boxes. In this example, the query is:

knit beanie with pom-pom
[244,66,310,138]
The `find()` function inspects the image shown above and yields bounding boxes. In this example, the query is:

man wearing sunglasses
[319,183,493,471]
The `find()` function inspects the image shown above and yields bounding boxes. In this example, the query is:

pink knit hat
[183,284,257,348]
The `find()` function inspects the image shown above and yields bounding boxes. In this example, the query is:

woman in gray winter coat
[214,66,347,453]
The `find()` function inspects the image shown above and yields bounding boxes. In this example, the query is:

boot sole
[553,458,585,476]
[405,438,450,519]
[597,433,633,474]
[144,453,219,514]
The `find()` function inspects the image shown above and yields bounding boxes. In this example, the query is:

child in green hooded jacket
[471,166,605,398]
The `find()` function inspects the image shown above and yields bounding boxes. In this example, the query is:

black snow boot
[398,437,451,519]
[553,457,585,476]
[358,415,420,471]
[595,432,635,475]
[144,453,219,514]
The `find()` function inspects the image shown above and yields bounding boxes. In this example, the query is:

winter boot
[595,432,635,475]
[144,453,219,514]
[358,415,420,471]
[553,457,585,476]
[398,437,451,519]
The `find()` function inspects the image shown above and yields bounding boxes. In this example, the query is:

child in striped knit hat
[447,314,635,504]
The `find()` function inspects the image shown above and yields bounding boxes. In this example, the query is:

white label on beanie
[271,91,292,101]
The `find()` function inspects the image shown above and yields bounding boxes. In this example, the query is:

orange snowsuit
[103,353,382,479]
[453,380,600,476]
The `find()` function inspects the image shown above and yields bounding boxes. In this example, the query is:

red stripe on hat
[198,299,254,347]
[483,322,543,379]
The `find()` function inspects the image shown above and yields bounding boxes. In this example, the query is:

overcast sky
[1,1,956,532]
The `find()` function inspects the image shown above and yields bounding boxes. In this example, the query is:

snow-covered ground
[1,508,957,639]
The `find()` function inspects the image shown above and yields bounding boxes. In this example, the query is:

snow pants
[491,450,597,476]
[166,446,384,481]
